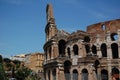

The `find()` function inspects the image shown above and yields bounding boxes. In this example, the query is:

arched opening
[92,45,97,54]
[48,70,50,80]
[101,43,107,57]
[112,67,119,80]
[94,60,100,73]
[84,36,90,42]
[58,40,66,57]
[64,60,72,80]
[73,69,78,80]
[101,24,106,30]
[82,69,88,80]
[52,69,56,80]
[67,47,71,58]
[111,43,119,59]
[49,47,51,59]
[101,69,108,80]
[111,33,118,41]
[73,45,79,55]
[85,45,90,54]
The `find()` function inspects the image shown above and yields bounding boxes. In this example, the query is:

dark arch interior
[64,61,72,73]
[112,67,119,80]
[49,47,51,59]
[101,69,108,80]
[94,60,100,73]
[111,43,119,59]
[85,45,90,54]
[73,45,78,55]
[73,69,78,73]
[67,47,70,58]
[101,43,107,57]
[64,61,72,80]
[84,36,90,42]
[48,70,50,80]
[58,40,66,57]
[92,45,97,54]
[82,69,88,80]
[73,69,78,80]
[111,33,118,41]
[82,69,88,73]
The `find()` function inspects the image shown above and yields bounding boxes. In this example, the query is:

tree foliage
[15,67,32,80]
[0,55,3,63]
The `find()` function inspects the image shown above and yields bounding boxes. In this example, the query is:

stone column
[70,46,73,58]
[79,43,84,57]
[70,71,73,80]
[108,59,112,80]
[97,46,102,58]
[56,68,59,80]
[47,48,49,60]
[118,29,120,41]
[46,70,48,80]
[79,73,82,80]
[97,67,101,80]
[51,45,54,59]
[106,31,111,42]
[50,69,53,80]
[53,43,58,58]
[58,66,65,80]
[107,44,112,59]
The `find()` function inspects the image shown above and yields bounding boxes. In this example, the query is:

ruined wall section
[87,19,120,43]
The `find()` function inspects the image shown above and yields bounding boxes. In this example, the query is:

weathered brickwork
[43,4,120,80]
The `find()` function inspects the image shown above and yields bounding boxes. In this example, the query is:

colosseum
[43,4,120,80]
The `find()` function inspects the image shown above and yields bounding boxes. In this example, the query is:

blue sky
[0,0,120,58]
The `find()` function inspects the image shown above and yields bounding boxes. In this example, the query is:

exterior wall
[24,52,44,73]
[43,4,120,80]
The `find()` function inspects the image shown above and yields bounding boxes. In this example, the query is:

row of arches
[100,43,119,58]
[58,40,79,57]
[84,32,119,43]
[101,67,119,80]
[85,43,119,59]
[58,39,119,59]
[64,61,88,80]
[46,39,119,60]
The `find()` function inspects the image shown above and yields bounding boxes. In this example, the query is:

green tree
[0,55,6,80]
[15,67,32,80]
[0,55,2,63]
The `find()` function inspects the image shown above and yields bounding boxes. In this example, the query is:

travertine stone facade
[24,52,44,73]
[43,4,120,80]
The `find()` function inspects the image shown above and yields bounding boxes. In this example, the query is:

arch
[64,60,72,80]
[67,47,71,58]
[111,33,118,41]
[73,45,79,55]
[101,43,107,57]
[48,70,50,80]
[58,40,66,57]
[84,36,90,42]
[112,67,119,80]
[94,60,100,73]
[82,69,88,80]
[73,69,78,80]
[101,69,108,80]
[49,47,51,59]
[52,69,56,80]
[111,43,119,59]
[92,45,97,54]
[85,45,90,54]
[101,24,106,30]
